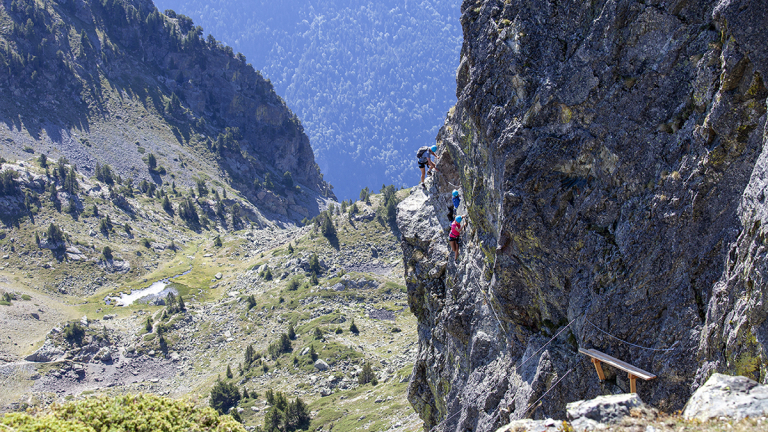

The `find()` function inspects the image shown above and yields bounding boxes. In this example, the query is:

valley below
[0,175,420,432]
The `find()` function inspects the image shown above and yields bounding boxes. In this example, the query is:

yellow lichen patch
[559,104,573,124]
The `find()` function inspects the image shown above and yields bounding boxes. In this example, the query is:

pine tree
[209,379,241,415]
[349,319,359,335]
[244,344,255,368]
[145,316,153,333]
[147,153,157,171]
[162,195,173,213]
[359,362,376,385]
[308,253,321,274]
[226,364,233,379]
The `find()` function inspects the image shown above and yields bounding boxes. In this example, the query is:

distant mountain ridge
[0,0,332,220]
[153,0,463,200]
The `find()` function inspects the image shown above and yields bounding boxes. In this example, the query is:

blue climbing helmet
[431,145,437,152]
[455,216,462,223]
[452,189,459,197]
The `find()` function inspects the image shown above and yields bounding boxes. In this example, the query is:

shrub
[46,223,65,245]
[102,246,113,260]
[313,327,323,340]
[213,235,222,247]
[358,362,377,385]
[209,379,241,414]
[0,394,245,431]
[286,278,300,291]
[64,322,85,345]
[246,295,256,310]
[349,319,359,334]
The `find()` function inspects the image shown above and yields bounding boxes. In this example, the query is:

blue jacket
[452,196,461,209]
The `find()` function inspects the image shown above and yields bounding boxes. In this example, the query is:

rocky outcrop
[398,0,768,430]
[566,394,646,431]
[683,373,768,421]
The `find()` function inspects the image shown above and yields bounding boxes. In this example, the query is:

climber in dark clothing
[449,189,461,221]
[416,145,438,187]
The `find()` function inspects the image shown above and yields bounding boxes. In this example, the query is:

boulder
[25,340,64,362]
[683,373,768,421]
[314,359,329,371]
[94,347,112,363]
[566,394,645,431]
[495,419,561,432]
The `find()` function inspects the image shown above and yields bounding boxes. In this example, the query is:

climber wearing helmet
[448,189,461,221]
[449,215,465,261]
[416,145,439,187]
[452,189,461,210]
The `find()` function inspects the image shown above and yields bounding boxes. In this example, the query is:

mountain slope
[152,0,463,200]
[0,0,332,221]
[398,0,768,430]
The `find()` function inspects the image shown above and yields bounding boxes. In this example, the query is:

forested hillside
[153,0,462,200]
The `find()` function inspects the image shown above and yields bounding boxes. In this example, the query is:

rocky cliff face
[0,0,331,219]
[398,0,768,430]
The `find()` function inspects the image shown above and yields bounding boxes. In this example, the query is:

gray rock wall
[397,0,768,430]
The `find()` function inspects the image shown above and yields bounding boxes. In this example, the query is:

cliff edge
[398,0,768,430]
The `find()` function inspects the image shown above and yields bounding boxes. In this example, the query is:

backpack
[416,146,429,163]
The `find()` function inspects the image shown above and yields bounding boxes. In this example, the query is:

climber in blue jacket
[449,189,461,221]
